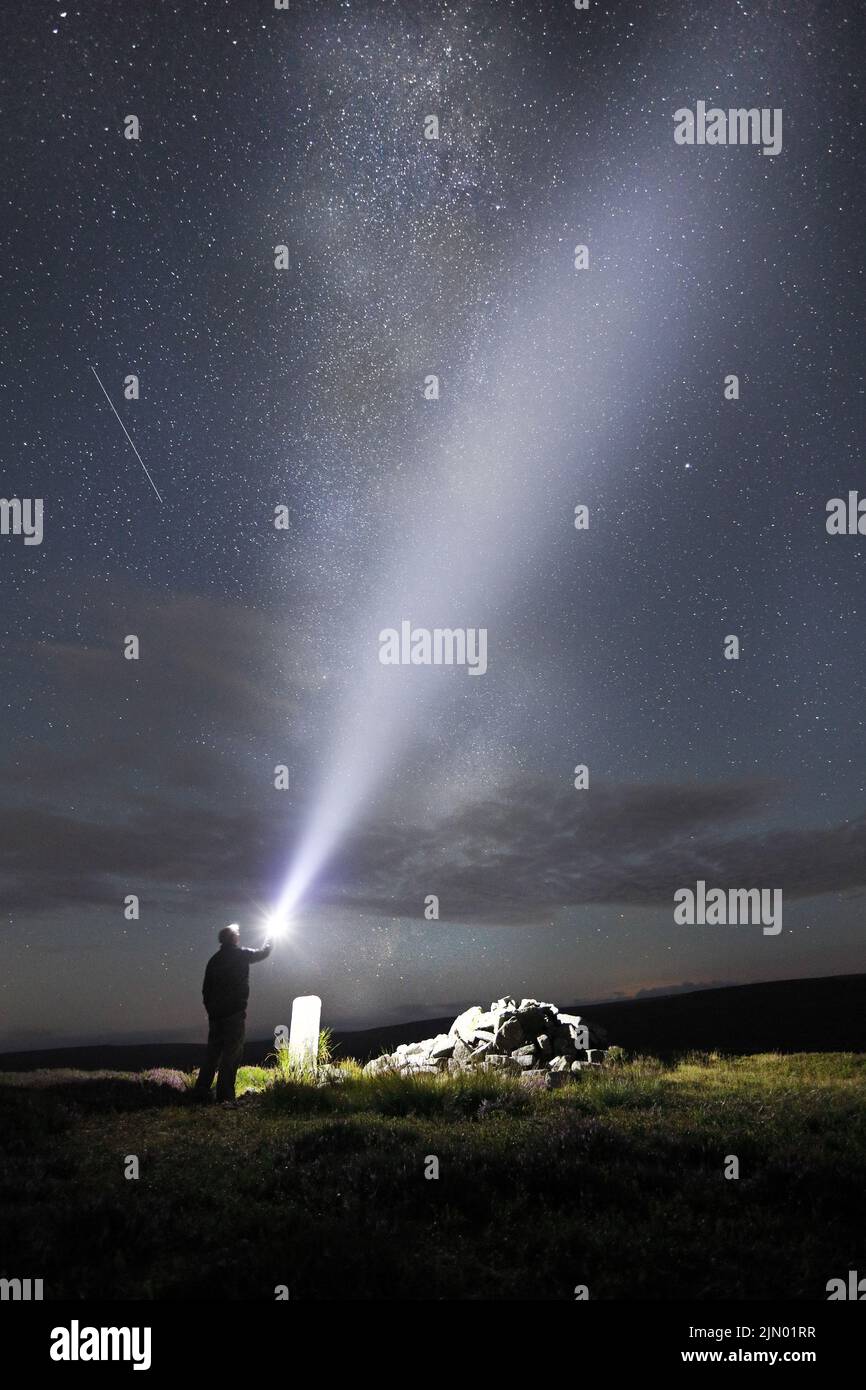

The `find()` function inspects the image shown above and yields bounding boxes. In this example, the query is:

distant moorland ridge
[1,973,863,1072]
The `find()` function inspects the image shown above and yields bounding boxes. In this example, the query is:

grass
[0,1052,863,1300]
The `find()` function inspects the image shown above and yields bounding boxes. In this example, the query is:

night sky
[1,0,864,1051]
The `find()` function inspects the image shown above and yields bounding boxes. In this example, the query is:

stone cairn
[363,997,610,1088]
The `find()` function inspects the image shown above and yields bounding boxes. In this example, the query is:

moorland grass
[0,1052,863,1300]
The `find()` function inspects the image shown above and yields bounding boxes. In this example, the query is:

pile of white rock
[363,996,609,1086]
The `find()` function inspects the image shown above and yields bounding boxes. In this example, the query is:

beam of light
[273,146,712,924]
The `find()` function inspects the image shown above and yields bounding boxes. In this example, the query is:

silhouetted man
[194,923,272,1102]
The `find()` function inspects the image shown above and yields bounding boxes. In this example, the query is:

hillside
[0,972,863,1072]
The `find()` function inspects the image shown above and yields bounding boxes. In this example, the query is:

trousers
[194,1010,246,1100]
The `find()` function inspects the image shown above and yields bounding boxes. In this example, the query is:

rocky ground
[362,995,612,1086]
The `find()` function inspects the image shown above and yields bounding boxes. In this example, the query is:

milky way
[1,1,864,1047]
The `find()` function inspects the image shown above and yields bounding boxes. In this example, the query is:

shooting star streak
[89,365,164,503]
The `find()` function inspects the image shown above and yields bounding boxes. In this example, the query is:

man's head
[218,923,241,947]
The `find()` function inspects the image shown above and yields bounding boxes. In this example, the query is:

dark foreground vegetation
[1,1052,863,1300]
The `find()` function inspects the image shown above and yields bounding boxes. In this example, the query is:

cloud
[4,612,865,930]
[0,592,319,911]
[3,765,865,920]
[30,592,318,737]
[0,799,290,912]
[326,775,866,923]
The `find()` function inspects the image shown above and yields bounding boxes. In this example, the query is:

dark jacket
[202,942,271,1019]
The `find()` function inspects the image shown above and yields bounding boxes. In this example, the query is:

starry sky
[1,0,864,1050]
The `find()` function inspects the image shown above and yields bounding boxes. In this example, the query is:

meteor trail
[89,365,164,503]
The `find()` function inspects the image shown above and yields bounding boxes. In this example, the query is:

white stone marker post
[288,995,322,1072]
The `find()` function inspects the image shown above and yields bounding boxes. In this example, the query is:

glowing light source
[267,913,290,939]
[288,995,322,1072]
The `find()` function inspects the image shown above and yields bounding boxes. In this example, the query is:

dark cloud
[0,799,290,913]
[328,776,866,923]
[29,592,318,737]
[4,764,864,923]
[1,593,320,907]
